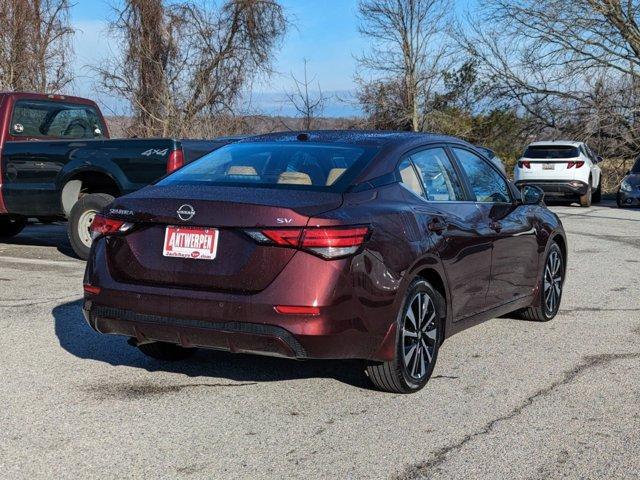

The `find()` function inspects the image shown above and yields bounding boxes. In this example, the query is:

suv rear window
[158,142,379,191]
[523,145,580,159]
[10,100,106,139]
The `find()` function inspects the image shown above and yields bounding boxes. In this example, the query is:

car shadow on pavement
[3,223,79,259]
[53,299,374,390]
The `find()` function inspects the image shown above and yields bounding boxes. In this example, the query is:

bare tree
[356,0,451,131]
[457,1,640,155]
[99,0,287,138]
[285,59,328,130]
[0,0,74,92]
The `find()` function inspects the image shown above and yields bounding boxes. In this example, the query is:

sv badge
[276,218,293,224]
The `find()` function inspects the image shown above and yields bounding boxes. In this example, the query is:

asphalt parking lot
[1,200,639,479]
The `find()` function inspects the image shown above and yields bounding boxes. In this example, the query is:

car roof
[527,140,583,147]
[236,130,468,148]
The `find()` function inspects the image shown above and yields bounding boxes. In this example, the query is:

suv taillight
[90,214,133,240]
[518,161,531,169]
[167,148,185,173]
[566,161,584,168]
[244,226,370,259]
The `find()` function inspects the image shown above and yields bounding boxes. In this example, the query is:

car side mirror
[521,185,544,205]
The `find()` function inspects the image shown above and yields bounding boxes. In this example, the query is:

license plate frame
[163,226,219,260]
[542,163,555,170]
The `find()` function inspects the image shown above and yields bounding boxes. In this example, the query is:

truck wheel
[592,181,602,203]
[579,180,592,207]
[68,193,114,260]
[0,216,27,239]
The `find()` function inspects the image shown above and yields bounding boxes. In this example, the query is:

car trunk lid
[104,185,343,292]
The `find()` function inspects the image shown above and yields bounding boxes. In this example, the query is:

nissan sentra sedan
[83,131,567,393]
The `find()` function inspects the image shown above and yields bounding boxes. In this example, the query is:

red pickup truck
[0,92,237,259]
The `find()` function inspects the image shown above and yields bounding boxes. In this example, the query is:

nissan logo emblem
[177,204,195,221]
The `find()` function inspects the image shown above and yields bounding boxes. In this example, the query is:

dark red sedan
[83,131,567,393]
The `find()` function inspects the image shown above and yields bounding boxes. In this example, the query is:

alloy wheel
[544,250,563,314]
[402,292,438,380]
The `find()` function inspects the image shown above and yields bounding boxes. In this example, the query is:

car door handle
[489,221,502,232]
[427,218,447,235]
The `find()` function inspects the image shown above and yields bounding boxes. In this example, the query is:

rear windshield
[523,145,580,159]
[10,100,106,139]
[632,157,640,173]
[157,142,379,191]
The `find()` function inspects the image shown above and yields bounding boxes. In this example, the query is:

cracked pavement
[1,201,639,479]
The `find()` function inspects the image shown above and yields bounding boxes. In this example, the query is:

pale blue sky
[70,0,476,116]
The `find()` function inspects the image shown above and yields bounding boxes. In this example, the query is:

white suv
[514,141,602,207]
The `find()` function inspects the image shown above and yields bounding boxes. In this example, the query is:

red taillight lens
[301,227,369,248]
[274,305,320,315]
[90,214,132,240]
[518,161,531,169]
[566,161,584,169]
[167,148,185,173]
[245,226,370,259]
[261,228,303,246]
[83,284,101,295]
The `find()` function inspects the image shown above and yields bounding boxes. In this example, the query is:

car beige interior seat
[226,166,258,176]
[326,168,347,185]
[400,164,423,194]
[277,172,312,185]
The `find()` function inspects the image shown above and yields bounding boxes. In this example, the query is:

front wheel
[519,242,564,322]
[67,193,114,260]
[592,181,602,203]
[366,279,443,393]
[0,216,27,239]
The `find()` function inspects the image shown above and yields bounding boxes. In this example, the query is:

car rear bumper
[82,242,399,361]
[515,180,589,196]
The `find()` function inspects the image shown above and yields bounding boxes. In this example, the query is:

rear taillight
[90,214,133,240]
[167,148,185,173]
[566,161,584,169]
[518,161,531,169]
[245,226,370,259]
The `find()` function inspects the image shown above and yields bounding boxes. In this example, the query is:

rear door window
[409,148,465,201]
[10,100,106,139]
[452,148,512,203]
[398,159,424,197]
[158,142,379,192]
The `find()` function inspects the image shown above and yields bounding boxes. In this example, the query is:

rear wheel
[67,193,114,260]
[519,242,564,322]
[0,216,27,239]
[366,279,443,393]
[579,179,592,207]
[137,342,197,361]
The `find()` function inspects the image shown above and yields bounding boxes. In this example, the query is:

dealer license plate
[163,226,219,260]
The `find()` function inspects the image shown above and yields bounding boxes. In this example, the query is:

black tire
[137,342,197,361]
[579,179,592,207]
[617,193,626,208]
[366,279,444,394]
[592,180,602,203]
[0,216,27,239]
[67,193,114,260]
[519,242,564,322]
